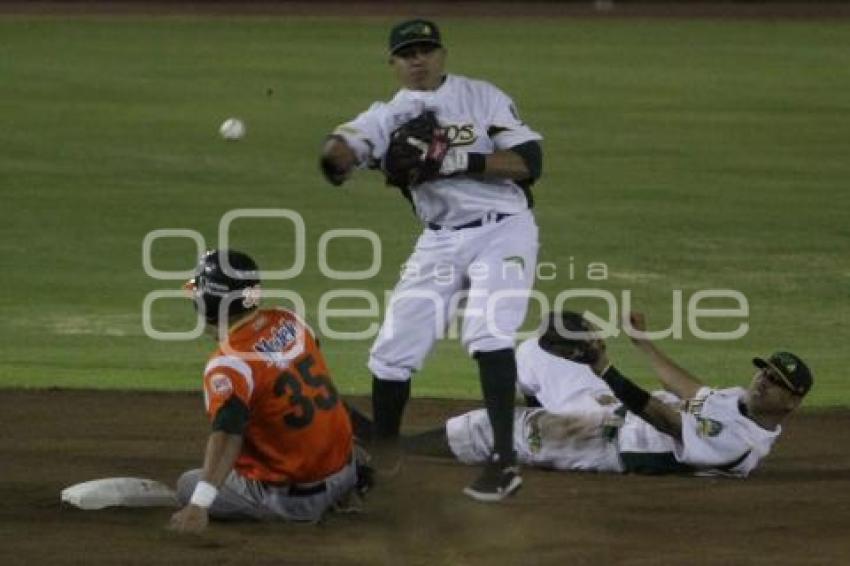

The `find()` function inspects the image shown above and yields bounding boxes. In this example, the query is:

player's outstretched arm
[589,350,683,441]
[319,135,357,186]
[626,312,704,401]
[169,430,243,534]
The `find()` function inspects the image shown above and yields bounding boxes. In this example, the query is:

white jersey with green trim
[617,386,782,477]
[447,387,782,477]
[332,73,542,226]
[515,337,612,413]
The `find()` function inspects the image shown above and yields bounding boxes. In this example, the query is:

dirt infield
[1,389,848,565]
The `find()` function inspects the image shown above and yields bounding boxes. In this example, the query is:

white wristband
[189,481,218,508]
[439,149,468,176]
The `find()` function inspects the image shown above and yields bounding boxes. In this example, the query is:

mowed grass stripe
[1,17,847,405]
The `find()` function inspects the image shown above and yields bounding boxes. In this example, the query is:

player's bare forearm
[320,136,357,186]
[481,149,532,180]
[479,140,542,182]
[169,432,241,534]
[200,431,243,487]
[638,343,703,401]
[638,396,683,441]
[590,356,684,441]
[628,312,703,400]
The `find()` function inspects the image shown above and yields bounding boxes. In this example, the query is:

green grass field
[1,15,848,406]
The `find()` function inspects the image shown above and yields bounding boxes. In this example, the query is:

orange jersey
[202,308,352,484]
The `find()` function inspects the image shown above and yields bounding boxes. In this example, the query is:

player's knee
[175,469,202,505]
[446,412,492,465]
[367,354,414,382]
[466,336,515,357]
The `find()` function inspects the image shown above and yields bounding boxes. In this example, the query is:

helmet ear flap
[193,274,220,325]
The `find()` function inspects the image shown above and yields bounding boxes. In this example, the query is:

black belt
[263,479,327,497]
[287,482,327,497]
[263,452,355,497]
[427,212,512,231]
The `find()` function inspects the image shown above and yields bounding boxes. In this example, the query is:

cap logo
[390,20,441,53]
[774,352,797,374]
[401,22,432,38]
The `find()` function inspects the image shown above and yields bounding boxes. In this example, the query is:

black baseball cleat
[463,461,522,503]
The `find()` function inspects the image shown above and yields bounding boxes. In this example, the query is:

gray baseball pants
[176,457,357,523]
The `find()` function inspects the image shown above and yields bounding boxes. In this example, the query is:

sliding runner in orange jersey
[170,249,361,533]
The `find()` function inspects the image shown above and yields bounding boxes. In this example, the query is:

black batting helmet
[186,249,260,325]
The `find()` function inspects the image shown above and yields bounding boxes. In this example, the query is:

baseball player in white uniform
[432,311,814,477]
[319,19,543,501]
[515,313,612,413]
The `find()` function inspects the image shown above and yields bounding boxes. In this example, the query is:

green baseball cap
[389,19,442,55]
[753,351,813,396]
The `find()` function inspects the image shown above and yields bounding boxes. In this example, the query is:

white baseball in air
[219,117,246,141]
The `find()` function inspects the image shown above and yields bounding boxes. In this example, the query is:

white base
[61,477,178,510]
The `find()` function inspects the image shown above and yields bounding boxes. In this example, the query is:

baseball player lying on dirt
[371,311,813,477]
